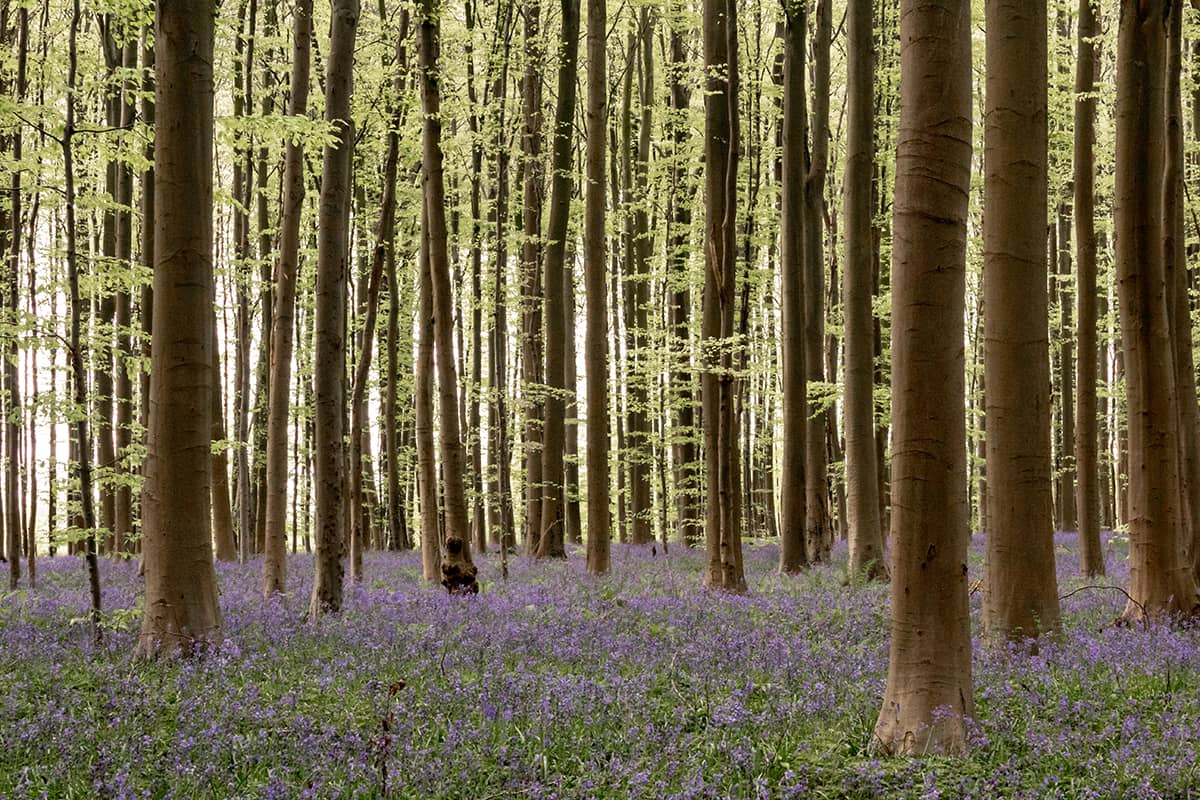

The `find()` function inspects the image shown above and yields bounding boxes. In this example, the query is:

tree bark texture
[873,0,974,755]
[138,0,223,657]
[262,0,312,596]
[843,0,885,580]
[584,0,610,576]
[309,0,358,617]
[702,0,745,592]
[1113,0,1199,621]
[778,0,807,574]
[983,0,1061,641]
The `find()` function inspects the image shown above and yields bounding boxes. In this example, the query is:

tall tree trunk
[843,0,885,580]
[701,0,744,592]
[112,41,136,556]
[535,0,580,559]
[666,11,699,549]
[61,0,101,637]
[1162,3,1200,588]
[983,0,1060,641]
[210,300,238,561]
[1073,0,1104,577]
[520,0,545,555]
[93,17,123,556]
[138,0,223,657]
[465,0,487,555]
[873,0,973,755]
[419,0,477,594]
[139,34,155,495]
[803,0,833,564]
[416,203,441,583]
[487,2,516,556]
[262,0,313,595]
[564,240,582,545]
[383,11,411,554]
[349,11,404,581]
[251,2,278,560]
[310,0,358,617]
[4,2,27,586]
[584,0,610,576]
[778,2,808,573]
[231,0,254,559]
[1164,2,1200,591]
[625,9,654,547]
[1057,212,1077,530]
[1113,0,1199,621]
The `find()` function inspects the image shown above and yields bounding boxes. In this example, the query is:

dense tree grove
[5,0,1200,775]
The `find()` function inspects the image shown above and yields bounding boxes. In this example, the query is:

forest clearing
[3,535,1197,799]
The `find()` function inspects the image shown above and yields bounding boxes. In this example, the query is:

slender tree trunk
[348,167,396,580]
[487,4,516,556]
[778,2,808,573]
[1073,0,1104,577]
[262,0,313,596]
[310,0,358,617]
[419,0,477,593]
[1164,2,1200,591]
[1057,211,1077,531]
[625,9,654,547]
[465,0,487,555]
[384,12,411,554]
[873,0,973,755]
[564,240,582,546]
[701,0,745,592]
[584,0,610,576]
[520,0,545,555]
[416,201,441,581]
[61,0,101,637]
[250,2,278,560]
[535,0,580,559]
[804,0,833,564]
[231,0,254,558]
[4,2,27,587]
[983,0,1060,641]
[139,35,155,500]
[348,12,404,581]
[112,41,135,556]
[138,0,223,657]
[666,13,698,549]
[93,18,124,556]
[843,0,885,580]
[210,299,238,561]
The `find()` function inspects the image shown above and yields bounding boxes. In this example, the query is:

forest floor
[1,531,1196,799]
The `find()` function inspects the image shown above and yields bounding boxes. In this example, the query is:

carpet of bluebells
[2,531,1199,799]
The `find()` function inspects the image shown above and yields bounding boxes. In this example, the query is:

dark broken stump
[441,537,479,595]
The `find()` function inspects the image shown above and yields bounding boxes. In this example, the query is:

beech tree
[138,0,223,656]
[874,0,973,754]
[983,0,1060,640]
[261,0,312,597]
[777,0,807,574]
[842,0,885,580]
[535,0,580,560]
[1113,0,1199,620]
[1073,0,1104,578]
[701,0,744,592]
[584,0,610,576]
[419,0,477,594]
[310,0,358,617]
